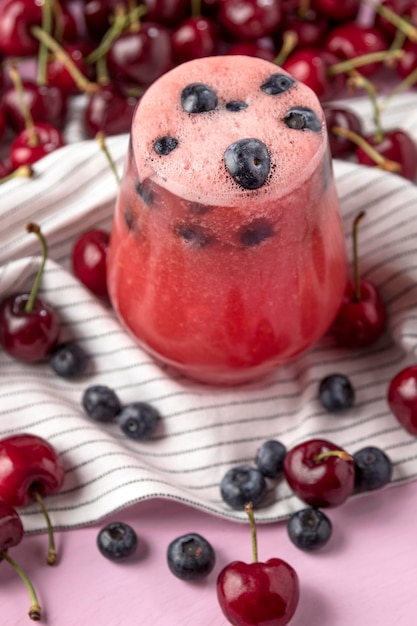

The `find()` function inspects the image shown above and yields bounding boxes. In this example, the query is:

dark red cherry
[322,104,363,159]
[106,23,173,87]
[0,103,6,140]
[9,122,65,169]
[72,229,110,299]
[226,40,276,61]
[46,42,95,95]
[325,22,388,77]
[283,48,330,99]
[171,16,220,64]
[3,80,68,133]
[374,0,415,40]
[356,129,417,182]
[331,212,387,349]
[311,0,361,21]
[0,500,24,553]
[387,365,417,436]
[144,0,189,27]
[84,84,139,138]
[0,223,60,363]
[219,0,282,40]
[396,40,417,80]
[283,439,355,507]
[280,8,330,49]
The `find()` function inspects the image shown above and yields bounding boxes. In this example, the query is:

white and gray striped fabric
[1,92,417,533]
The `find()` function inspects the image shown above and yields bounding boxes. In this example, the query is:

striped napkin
[1,92,417,533]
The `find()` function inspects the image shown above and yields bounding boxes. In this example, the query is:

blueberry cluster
[82,384,161,440]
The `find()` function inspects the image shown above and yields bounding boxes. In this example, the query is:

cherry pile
[1,0,417,181]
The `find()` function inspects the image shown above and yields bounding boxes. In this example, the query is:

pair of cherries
[0,432,65,621]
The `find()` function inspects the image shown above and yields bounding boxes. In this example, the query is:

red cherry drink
[107,55,347,384]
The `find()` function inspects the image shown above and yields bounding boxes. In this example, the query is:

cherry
[216,503,299,626]
[0,433,65,566]
[171,16,220,65]
[0,103,6,141]
[106,23,173,87]
[325,23,388,78]
[3,80,68,133]
[219,0,282,41]
[0,223,60,362]
[226,40,276,62]
[9,122,65,169]
[387,365,417,435]
[72,229,110,299]
[311,0,361,22]
[280,8,330,50]
[84,84,139,138]
[282,47,331,99]
[356,129,417,182]
[331,212,387,349]
[46,41,95,95]
[0,500,41,621]
[374,0,417,41]
[283,439,355,507]
[396,40,417,81]
[322,104,363,159]
[144,0,190,27]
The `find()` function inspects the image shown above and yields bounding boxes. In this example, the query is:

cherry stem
[51,0,65,42]
[24,223,48,314]
[0,165,33,185]
[352,211,366,302]
[274,30,298,67]
[36,0,52,86]
[327,49,404,77]
[30,25,100,94]
[86,5,147,64]
[191,0,201,17]
[330,126,401,174]
[244,502,258,563]
[297,0,311,19]
[32,490,57,566]
[7,61,39,148]
[0,551,41,621]
[370,0,417,43]
[346,71,384,143]
[314,450,353,463]
[96,132,120,185]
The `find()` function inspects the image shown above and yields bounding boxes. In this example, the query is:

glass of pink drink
[107,55,347,385]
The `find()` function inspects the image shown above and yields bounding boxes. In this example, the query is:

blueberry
[153,136,179,155]
[239,219,274,247]
[49,342,88,378]
[135,179,153,206]
[318,374,355,412]
[225,100,248,111]
[353,446,392,493]
[167,533,215,580]
[224,138,270,190]
[176,223,211,247]
[261,73,295,95]
[255,440,286,478]
[284,107,322,132]
[220,465,267,510]
[124,207,136,231]
[181,83,218,113]
[82,385,122,422]
[287,508,332,551]
[118,402,160,439]
[97,521,138,561]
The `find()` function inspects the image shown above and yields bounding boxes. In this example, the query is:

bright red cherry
[387,365,417,435]
[325,22,388,77]
[283,47,330,99]
[0,500,41,621]
[219,0,282,41]
[217,503,299,626]
[106,23,173,87]
[0,433,65,566]
[72,229,110,299]
[171,16,220,65]
[331,212,386,349]
[46,41,95,95]
[0,223,60,363]
[283,439,355,507]
[9,122,65,169]
[356,129,417,182]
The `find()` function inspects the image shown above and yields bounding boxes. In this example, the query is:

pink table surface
[1,479,416,626]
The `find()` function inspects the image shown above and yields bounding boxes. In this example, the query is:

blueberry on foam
[224,138,270,190]
[225,100,248,112]
[284,107,322,132]
[181,83,218,113]
[153,136,179,155]
[261,73,295,95]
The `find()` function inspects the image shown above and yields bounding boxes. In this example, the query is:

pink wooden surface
[1,479,416,626]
